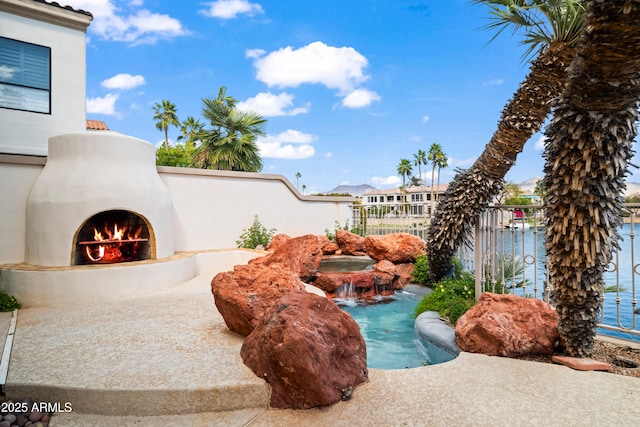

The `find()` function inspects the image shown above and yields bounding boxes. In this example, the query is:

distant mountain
[516,177,542,194]
[625,182,640,197]
[323,184,378,196]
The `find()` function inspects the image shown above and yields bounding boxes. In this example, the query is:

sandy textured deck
[1,272,638,426]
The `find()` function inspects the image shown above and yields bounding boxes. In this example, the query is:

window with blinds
[0,37,51,114]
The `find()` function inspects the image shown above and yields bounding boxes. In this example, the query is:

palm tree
[295,172,302,191]
[435,150,448,202]
[543,0,640,357]
[427,143,444,214]
[414,149,427,220]
[533,179,545,203]
[193,87,267,172]
[153,99,179,151]
[397,159,413,214]
[177,116,204,149]
[427,0,586,282]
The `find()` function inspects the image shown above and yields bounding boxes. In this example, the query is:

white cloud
[422,115,430,123]
[200,0,264,19]
[372,176,401,186]
[257,129,316,159]
[342,89,380,108]
[449,156,476,169]
[251,41,370,93]
[324,152,333,158]
[534,135,547,151]
[68,0,189,45]
[101,73,145,90]
[237,92,308,116]
[245,48,266,58]
[482,78,504,87]
[87,93,120,115]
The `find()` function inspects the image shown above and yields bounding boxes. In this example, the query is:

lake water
[498,223,639,341]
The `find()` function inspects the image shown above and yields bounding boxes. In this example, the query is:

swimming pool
[339,291,456,369]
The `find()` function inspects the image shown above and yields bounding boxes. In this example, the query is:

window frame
[0,36,51,114]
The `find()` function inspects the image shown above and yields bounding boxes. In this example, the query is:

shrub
[411,254,429,284]
[414,276,475,324]
[0,291,20,312]
[236,215,276,249]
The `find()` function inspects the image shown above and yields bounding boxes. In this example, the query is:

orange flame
[84,222,144,263]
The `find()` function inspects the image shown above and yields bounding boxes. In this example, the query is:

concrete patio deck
[1,271,639,426]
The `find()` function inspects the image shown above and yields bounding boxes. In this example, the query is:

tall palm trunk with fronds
[427,42,577,281]
[543,0,640,357]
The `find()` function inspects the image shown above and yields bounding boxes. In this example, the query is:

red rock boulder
[313,270,395,300]
[322,241,339,255]
[364,233,426,263]
[250,234,325,281]
[336,230,367,256]
[266,233,292,252]
[211,263,305,336]
[392,263,415,288]
[455,292,559,357]
[372,259,396,276]
[241,291,368,409]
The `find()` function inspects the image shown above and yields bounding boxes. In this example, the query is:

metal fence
[353,201,639,338]
[465,204,639,339]
[351,203,430,240]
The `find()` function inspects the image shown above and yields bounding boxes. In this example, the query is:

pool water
[339,291,455,369]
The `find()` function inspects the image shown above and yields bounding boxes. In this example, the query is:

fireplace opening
[73,210,153,265]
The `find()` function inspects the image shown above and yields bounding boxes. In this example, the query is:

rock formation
[240,291,368,409]
[336,229,367,256]
[250,234,326,281]
[363,233,426,263]
[211,263,305,336]
[455,292,559,357]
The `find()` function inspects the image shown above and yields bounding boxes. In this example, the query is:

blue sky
[67,0,590,193]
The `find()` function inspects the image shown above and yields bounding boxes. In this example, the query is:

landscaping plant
[236,215,276,249]
[413,256,475,324]
[414,276,475,324]
[0,291,20,312]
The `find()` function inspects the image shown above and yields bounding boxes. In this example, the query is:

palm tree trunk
[426,42,577,282]
[436,166,441,202]
[543,0,640,357]
[430,164,436,216]
[164,127,169,151]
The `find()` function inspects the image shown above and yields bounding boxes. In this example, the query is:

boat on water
[505,218,531,230]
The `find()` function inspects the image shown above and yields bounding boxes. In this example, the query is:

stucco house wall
[0,0,91,155]
[158,167,353,252]
[0,156,355,265]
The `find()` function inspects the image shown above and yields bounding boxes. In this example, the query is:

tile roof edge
[32,0,93,19]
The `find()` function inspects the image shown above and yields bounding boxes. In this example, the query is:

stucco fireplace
[25,131,174,267]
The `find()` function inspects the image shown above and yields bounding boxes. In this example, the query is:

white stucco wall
[0,2,90,155]
[0,156,355,265]
[158,167,354,251]
[0,155,45,263]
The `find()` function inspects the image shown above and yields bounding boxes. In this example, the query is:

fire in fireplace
[73,210,153,265]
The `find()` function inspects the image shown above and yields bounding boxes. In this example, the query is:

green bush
[411,254,429,284]
[414,276,475,324]
[155,144,194,167]
[0,291,20,312]
[236,215,276,249]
